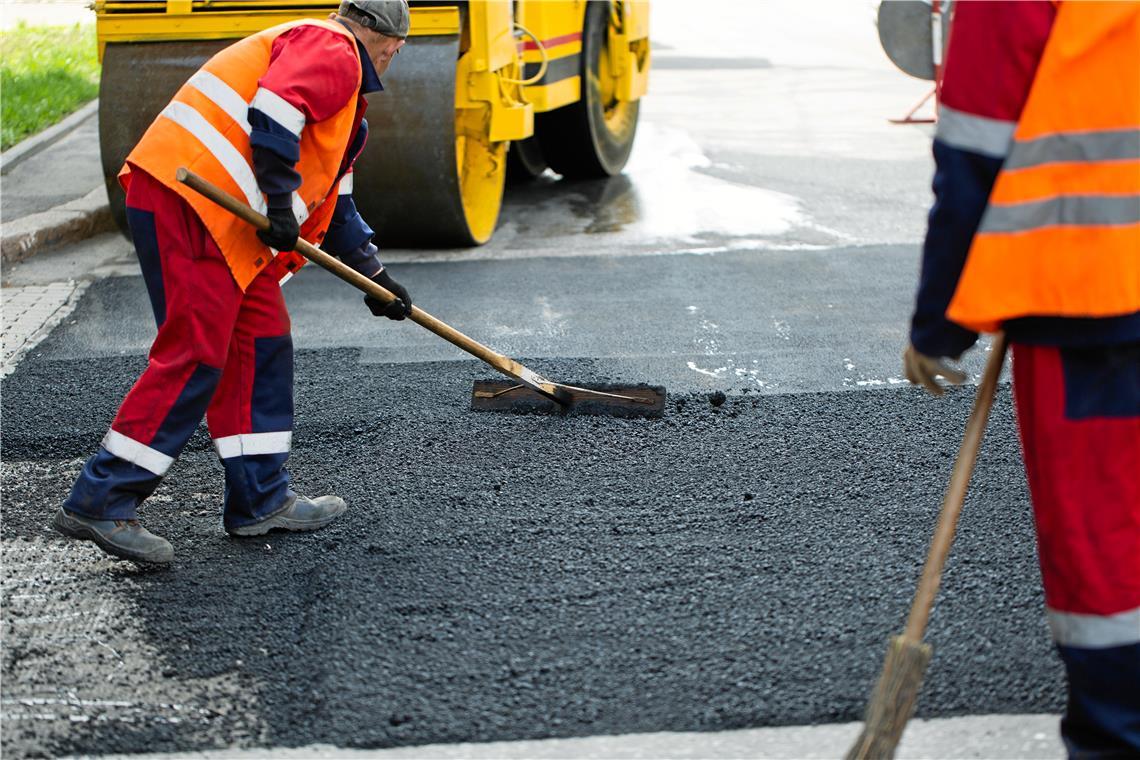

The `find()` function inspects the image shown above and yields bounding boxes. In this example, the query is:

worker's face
[364,31,405,77]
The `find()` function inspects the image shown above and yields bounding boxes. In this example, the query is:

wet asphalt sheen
[1,278,1063,757]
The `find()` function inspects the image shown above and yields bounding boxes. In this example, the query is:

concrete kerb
[1,185,115,265]
[0,100,115,264]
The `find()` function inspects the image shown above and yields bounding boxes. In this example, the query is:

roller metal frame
[877,0,951,125]
[93,2,649,119]
[94,1,650,246]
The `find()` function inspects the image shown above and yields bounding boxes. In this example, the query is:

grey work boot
[226,494,347,537]
[52,508,174,565]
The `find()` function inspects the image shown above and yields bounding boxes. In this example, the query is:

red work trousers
[1011,342,1140,755]
[65,169,295,529]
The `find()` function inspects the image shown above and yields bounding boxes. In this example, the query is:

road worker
[53,1,415,565]
[903,1,1139,754]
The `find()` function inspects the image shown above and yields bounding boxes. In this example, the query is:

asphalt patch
[0,344,1064,758]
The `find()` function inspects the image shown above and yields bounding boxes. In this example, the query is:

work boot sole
[52,509,173,566]
[226,501,347,537]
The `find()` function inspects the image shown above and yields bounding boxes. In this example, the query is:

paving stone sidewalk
[0,281,86,377]
[1,98,115,376]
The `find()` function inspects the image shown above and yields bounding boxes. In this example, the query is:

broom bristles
[845,635,933,760]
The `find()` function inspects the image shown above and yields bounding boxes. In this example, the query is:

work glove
[257,206,300,252]
[365,268,413,320]
[903,343,968,397]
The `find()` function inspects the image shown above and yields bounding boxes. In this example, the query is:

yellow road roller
[94,1,651,246]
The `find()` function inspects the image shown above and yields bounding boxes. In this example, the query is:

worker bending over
[54,1,414,564]
[903,1,1139,754]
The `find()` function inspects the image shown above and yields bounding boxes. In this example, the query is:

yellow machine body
[94,1,651,246]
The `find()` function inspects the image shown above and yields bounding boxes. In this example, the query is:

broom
[846,333,1009,760]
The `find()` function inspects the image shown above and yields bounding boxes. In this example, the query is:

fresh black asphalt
[1,272,1063,757]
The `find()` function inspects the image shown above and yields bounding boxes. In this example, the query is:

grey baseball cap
[339,0,410,38]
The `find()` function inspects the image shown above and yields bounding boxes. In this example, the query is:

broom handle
[903,333,1009,642]
[175,169,547,387]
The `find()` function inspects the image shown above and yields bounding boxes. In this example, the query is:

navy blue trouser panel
[222,455,293,529]
[1061,343,1140,420]
[126,206,167,327]
[1059,643,1140,758]
[65,363,222,520]
[221,335,295,527]
[64,449,162,521]
[250,335,294,433]
[150,363,224,456]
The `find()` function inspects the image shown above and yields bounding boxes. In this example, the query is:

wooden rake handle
[176,169,553,392]
[903,332,1009,642]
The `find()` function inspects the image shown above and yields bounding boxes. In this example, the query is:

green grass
[1,23,100,150]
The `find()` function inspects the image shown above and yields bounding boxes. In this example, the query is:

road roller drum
[93,1,651,248]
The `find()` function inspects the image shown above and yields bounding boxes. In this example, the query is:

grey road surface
[2,258,1060,758]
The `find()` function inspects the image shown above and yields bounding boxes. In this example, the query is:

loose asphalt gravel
[1,282,1063,758]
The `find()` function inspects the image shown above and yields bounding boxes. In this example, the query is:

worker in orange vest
[53,1,413,565]
[904,1,1139,753]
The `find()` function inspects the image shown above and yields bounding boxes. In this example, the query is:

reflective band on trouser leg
[101,429,175,476]
[207,262,295,530]
[214,432,293,459]
[1012,343,1140,754]
[64,172,239,521]
[63,389,215,520]
[215,431,293,529]
[1048,608,1140,649]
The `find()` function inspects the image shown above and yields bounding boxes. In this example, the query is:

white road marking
[92,714,1064,759]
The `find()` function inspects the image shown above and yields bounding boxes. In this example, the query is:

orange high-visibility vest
[122,19,362,291]
[946,1,1140,334]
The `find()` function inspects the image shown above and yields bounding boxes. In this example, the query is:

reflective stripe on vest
[187,71,252,136]
[946,2,1140,334]
[1005,128,1140,170]
[123,19,360,291]
[182,72,310,225]
[160,101,267,216]
[984,194,1140,233]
